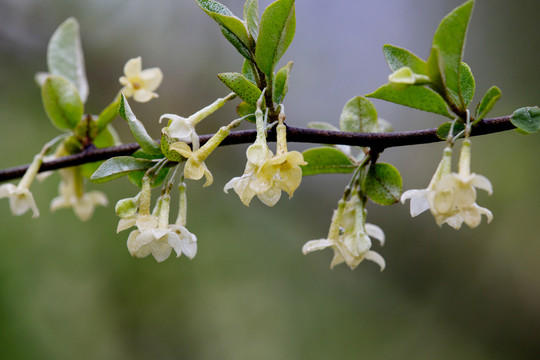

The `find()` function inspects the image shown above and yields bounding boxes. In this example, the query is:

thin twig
[0,115,515,182]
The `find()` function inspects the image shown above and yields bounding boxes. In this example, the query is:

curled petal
[401,189,430,217]
[302,239,334,254]
[470,174,493,195]
[365,223,385,246]
[364,251,386,271]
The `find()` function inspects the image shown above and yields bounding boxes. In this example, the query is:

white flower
[0,183,39,218]
[224,142,282,207]
[302,196,385,271]
[160,114,199,150]
[50,169,108,221]
[119,57,163,103]
[126,214,197,262]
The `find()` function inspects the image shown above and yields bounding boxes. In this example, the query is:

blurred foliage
[1,0,540,359]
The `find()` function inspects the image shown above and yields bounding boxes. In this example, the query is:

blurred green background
[1,0,539,359]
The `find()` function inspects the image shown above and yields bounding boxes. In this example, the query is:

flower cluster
[401,139,493,229]
[302,193,385,271]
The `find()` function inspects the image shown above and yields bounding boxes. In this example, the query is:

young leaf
[218,72,262,105]
[367,83,452,118]
[383,44,427,75]
[436,122,466,140]
[301,147,355,176]
[41,75,83,131]
[47,17,89,103]
[255,0,295,76]
[96,94,121,132]
[118,94,162,155]
[273,61,293,104]
[242,60,257,84]
[196,0,253,60]
[460,62,475,107]
[340,96,378,133]
[244,0,260,39]
[426,0,474,109]
[236,101,257,123]
[510,106,540,134]
[364,162,402,206]
[426,46,446,95]
[90,156,156,183]
[475,86,502,121]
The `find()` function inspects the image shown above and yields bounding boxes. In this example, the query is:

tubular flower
[224,142,282,207]
[431,139,493,229]
[0,153,44,218]
[119,57,163,103]
[302,195,386,271]
[160,114,200,150]
[50,168,108,221]
[125,194,197,262]
[401,146,453,218]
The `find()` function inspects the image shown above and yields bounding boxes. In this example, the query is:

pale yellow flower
[259,150,306,198]
[119,57,163,103]
[50,168,108,221]
[170,142,214,187]
[224,142,281,206]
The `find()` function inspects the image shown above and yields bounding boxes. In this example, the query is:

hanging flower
[224,142,282,206]
[50,168,108,221]
[119,57,163,103]
[160,114,200,150]
[302,195,385,271]
[0,183,39,218]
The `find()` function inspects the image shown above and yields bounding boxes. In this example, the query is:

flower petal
[302,239,334,254]
[365,223,385,246]
[150,240,173,263]
[140,68,163,91]
[123,57,142,78]
[471,174,493,195]
[364,250,386,271]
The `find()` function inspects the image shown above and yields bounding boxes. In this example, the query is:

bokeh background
[1,0,539,359]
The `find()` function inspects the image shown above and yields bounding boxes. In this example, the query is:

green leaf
[460,62,475,106]
[339,96,378,133]
[41,75,83,131]
[364,162,402,206]
[244,0,260,39]
[80,125,121,178]
[436,121,466,140]
[426,46,446,95]
[242,60,257,84]
[236,101,257,123]
[90,156,156,183]
[273,61,293,103]
[196,0,253,60]
[255,0,295,76]
[126,149,170,187]
[96,94,121,132]
[367,83,452,118]
[510,106,540,134]
[218,72,262,105]
[307,122,339,131]
[47,17,89,103]
[301,147,355,176]
[475,86,501,121]
[118,94,162,155]
[427,0,474,109]
[383,44,426,74]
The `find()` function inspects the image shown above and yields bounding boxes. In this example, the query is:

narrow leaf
[273,61,293,104]
[367,83,452,118]
[244,0,260,39]
[365,163,402,206]
[427,0,474,109]
[90,156,156,183]
[47,17,89,103]
[340,96,378,133]
[118,94,162,155]
[301,147,355,176]
[218,72,262,105]
[475,86,501,121]
[460,62,475,106]
[196,0,253,60]
[41,75,83,131]
[255,0,296,76]
[383,44,426,75]
[510,106,540,134]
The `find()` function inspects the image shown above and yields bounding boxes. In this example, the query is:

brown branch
[0,115,515,182]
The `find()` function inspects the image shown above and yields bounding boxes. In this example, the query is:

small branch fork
[0,116,514,182]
